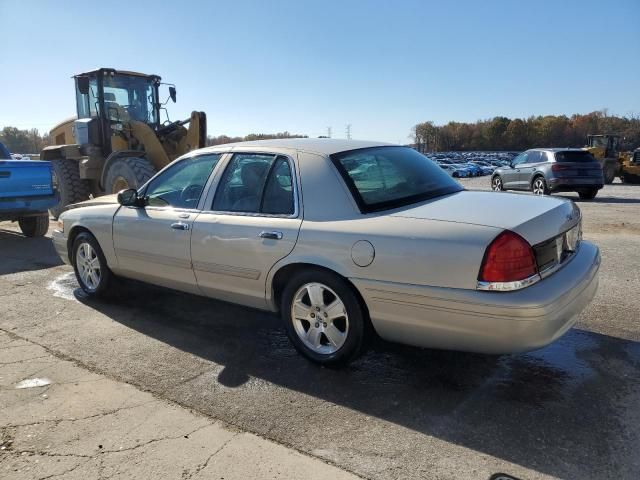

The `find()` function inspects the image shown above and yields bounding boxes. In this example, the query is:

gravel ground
[1,180,640,480]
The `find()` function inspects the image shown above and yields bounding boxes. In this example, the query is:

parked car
[470,161,495,175]
[463,163,482,176]
[53,139,599,366]
[439,163,468,178]
[0,142,58,237]
[491,148,604,199]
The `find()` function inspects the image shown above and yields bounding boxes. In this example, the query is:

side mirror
[169,86,177,103]
[77,76,90,95]
[117,188,142,207]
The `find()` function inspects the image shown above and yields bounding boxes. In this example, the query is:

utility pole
[345,124,352,140]
[326,126,332,138]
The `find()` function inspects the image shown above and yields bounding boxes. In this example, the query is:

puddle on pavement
[47,272,86,301]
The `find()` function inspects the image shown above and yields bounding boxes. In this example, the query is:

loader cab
[587,134,621,158]
[73,68,163,155]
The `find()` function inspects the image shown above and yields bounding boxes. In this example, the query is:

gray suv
[491,148,604,200]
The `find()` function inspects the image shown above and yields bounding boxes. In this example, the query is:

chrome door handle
[258,231,283,240]
[171,222,190,231]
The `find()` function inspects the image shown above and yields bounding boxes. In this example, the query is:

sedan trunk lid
[390,190,580,246]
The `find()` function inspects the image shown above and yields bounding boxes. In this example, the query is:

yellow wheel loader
[585,134,640,184]
[42,68,206,218]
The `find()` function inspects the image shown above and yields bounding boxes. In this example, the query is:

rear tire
[281,269,367,367]
[50,159,90,219]
[104,157,156,194]
[578,188,598,200]
[72,232,113,298]
[531,176,549,196]
[18,215,49,237]
[491,175,504,191]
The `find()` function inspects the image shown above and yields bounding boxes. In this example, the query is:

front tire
[491,176,504,191]
[18,215,49,237]
[104,157,156,194]
[72,232,113,298]
[50,159,90,219]
[281,269,367,366]
[531,176,549,196]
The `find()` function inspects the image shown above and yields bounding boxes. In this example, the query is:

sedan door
[112,153,222,294]
[502,152,528,189]
[191,152,302,309]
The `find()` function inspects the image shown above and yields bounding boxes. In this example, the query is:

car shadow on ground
[0,230,63,275]
[70,279,640,479]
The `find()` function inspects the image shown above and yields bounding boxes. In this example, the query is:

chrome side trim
[476,273,541,292]
[115,248,192,269]
[192,260,261,280]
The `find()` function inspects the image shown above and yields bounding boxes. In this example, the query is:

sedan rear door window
[212,153,295,215]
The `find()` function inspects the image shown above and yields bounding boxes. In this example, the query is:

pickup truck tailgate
[0,160,54,198]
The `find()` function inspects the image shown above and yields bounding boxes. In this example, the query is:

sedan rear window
[555,151,597,163]
[330,146,463,213]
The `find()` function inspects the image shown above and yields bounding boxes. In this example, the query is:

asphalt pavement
[1,178,639,480]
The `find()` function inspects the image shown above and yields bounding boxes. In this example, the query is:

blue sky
[1,0,638,143]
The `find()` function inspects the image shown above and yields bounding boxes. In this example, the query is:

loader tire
[623,172,640,184]
[104,157,156,194]
[603,163,616,184]
[50,159,91,219]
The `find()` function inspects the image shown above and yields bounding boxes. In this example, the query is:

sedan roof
[199,138,393,156]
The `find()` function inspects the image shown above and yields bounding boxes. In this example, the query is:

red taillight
[551,164,572,172]
[479,231,537,283]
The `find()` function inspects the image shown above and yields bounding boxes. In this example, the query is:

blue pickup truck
[0,142,59,237]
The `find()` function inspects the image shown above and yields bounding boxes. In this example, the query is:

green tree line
[0,126,307,154]
[412,111,640,152]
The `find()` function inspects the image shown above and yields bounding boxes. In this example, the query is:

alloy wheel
[291,282,349,355]
[75,242,102,291]
[492,177,502,191]
[533,178,546,195]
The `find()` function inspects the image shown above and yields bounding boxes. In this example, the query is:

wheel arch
[530,172,545,188]
[269,262,370,322]
[66,225,98,266]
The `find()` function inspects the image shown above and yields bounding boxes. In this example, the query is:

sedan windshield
[331,146,463,213]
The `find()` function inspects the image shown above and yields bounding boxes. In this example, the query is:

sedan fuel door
[191,152,302,309]
[112,153,222,294]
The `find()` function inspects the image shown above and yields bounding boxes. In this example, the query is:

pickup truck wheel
[72,232,112,297]
[18,215,49,237]
[281,270,366,367]
[104,157,156,194]
[50,159,90,219]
